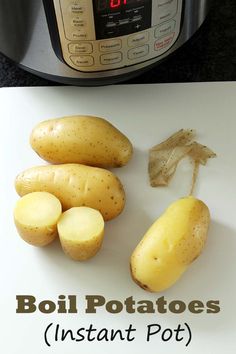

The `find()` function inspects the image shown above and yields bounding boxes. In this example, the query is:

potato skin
[130,196,210,292]
[14,220,57,247]
[30,116,133,168]
[60,234,104,261]
[15,164,125,221]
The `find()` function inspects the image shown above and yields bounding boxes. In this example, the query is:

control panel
[52,0,183,72]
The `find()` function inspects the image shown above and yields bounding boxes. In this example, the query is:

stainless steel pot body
[0,0,211,85]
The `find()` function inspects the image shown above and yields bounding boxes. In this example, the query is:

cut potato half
[14,192,62,246]
[58,207,105,261]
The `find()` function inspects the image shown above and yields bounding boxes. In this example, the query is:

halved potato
[58,207,105,261]
[14,192,62,246]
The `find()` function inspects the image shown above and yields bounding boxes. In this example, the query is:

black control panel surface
[93,0,152,39]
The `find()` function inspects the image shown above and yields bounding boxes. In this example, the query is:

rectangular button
[106,22,116,28]
[71,17,86,28]
[71,30,87,40]
[70,55,94,67]
[99,40,122,52]
[155,20,176,38]
[128,45,149,60]
[68,42,93,54]
[119,19,129,26]
[154,33,175,51]
[69,4,85,15]
[100,52,122,65]
[132,15,142,22]
[128,32,149,47]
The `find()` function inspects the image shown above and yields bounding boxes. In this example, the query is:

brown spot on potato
[130,263,153,292]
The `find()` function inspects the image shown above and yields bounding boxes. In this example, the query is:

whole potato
[30,115,133,167]
[130,196,210,292]
[15,164,125,221]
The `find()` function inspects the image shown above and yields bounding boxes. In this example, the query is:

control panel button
[133,15,142,23]
[132,22,143,32]
[156,0,178,23]
[69,4,85,15]
[68,42,93,54]
[106,22,116,28]
[71,17,86,28]
[102,27,119,38]
[100,52,122,65]
[155,20,176,38]
[70,55,94,67]
[154,33,175,51]
[128,32,149,47]
[128,45,149,60]
[118,19,129,26]
[71,30,87,40]
[99,39,122,52]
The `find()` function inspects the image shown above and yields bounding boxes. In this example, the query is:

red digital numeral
[110,0,120,8]
[110,0,127,9]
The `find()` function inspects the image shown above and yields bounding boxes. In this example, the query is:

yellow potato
[30,115,133,168]
[14,192,62,246]
[130,196,210,292]
[58,207,104,261]
[15,164,125,221]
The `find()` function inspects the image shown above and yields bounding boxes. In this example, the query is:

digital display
[93,0,152,39]
[97,0,131,11]
[96,0,145,12]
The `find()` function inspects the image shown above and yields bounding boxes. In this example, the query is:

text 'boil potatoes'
[30,115,133,168]
[130,196,210,292]
[16,295,220,314]
[15,163,125,221]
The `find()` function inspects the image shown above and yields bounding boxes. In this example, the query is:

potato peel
[149,130,216,194]
[188,141,217,165]
[150,129,196,151]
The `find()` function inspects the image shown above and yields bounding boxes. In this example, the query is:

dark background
[0,0,235,87]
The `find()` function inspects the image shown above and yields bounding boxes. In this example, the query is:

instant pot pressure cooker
[0,0,211,85]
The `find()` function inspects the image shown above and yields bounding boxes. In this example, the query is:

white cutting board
[0,83,236,354]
